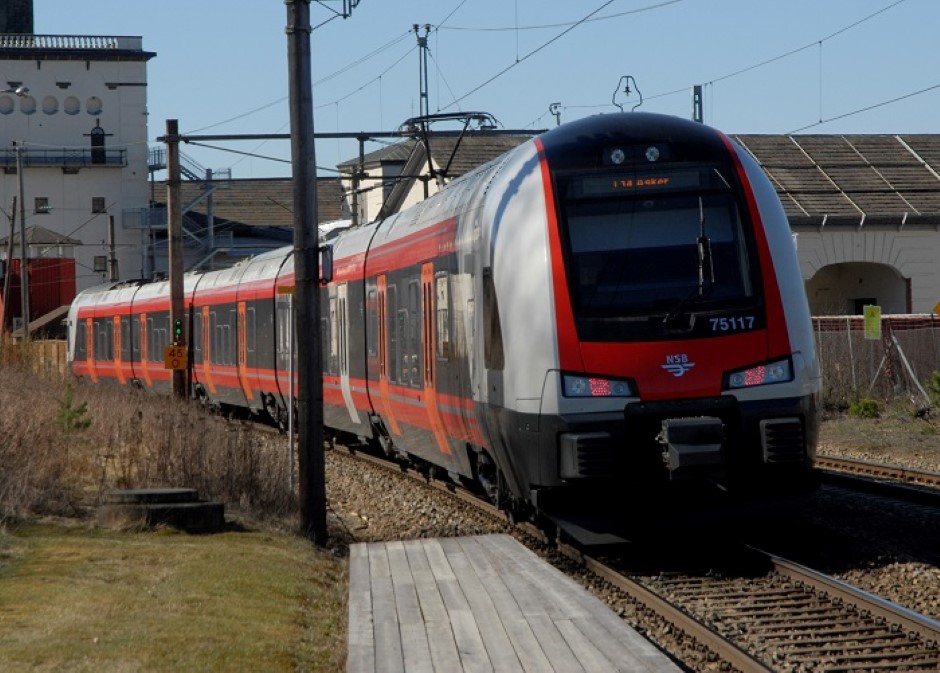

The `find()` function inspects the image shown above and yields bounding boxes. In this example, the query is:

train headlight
[563,374,635,398]
[725,358,793,389]
[609,148,626,165]
[644,145,661,162]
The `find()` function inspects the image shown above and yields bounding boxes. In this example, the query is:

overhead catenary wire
[442,0,623,111]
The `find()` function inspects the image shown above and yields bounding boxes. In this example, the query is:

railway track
[816,455,940,507]
[816,455,940,489]
[338,446,940,672]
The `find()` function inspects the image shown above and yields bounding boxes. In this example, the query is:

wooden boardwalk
[347,534,681,672]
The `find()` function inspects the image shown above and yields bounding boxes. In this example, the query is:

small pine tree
[57,383,92,432]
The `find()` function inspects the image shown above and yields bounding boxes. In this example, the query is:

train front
[524,113,820,512]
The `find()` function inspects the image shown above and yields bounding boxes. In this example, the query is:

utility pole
[108,215,118,282]
[15,141,28,339]
[692,85,704,124]
[286,0,327,545]
[414,24,431,123]
[2,197,15,333]
[165,119,186,398]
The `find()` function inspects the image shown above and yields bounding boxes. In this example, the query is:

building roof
[175,177,349,228]
[0,224,81,247]
[732,134,940,228]
[337,134,534,179]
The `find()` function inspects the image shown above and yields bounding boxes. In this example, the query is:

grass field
[0,519,347,672]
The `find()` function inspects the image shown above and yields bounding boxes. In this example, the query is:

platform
[347,534,681,672]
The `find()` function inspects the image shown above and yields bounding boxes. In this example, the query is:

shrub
[848,398,880,419]
[928,371,940,408]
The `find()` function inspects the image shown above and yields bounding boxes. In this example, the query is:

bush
[928,371,940,408]
[849,398,880,419]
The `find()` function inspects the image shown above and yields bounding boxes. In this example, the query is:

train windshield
[559,166,762,341]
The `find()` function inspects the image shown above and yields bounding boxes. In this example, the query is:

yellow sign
[277,286,295,295]
[863,305,882,340]
[164,345,188,370]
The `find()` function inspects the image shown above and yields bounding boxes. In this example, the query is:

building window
[34,197,50,214]
[92,197,106,213]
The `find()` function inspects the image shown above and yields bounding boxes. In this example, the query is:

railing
[0,148,126,168]
[0,34,143,51]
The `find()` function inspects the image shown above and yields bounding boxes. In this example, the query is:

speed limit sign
[163,345,187,370]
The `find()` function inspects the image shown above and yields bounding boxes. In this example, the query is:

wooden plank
[457,537,563,673]
[484,535,592,620]
[571,616,680,672]
[482,535,680,672]
[403,540,462,672]
[440,537,523,672]
[554,618,618,672]
[347,544,375,673]
[386,541,434,673]
[368,543,404,673]
[422,538,493,673]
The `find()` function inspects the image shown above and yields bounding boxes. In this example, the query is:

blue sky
[34,0,940,178]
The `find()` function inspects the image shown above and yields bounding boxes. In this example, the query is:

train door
[274,291,293,416]
[113,315,126,385]
[336,283,361,425]
[421,262,451,456]
[199,305,216,395]
[236,301,255,404]
[376,275,401,435]
[84,317,97,383]
[139,313,151,387]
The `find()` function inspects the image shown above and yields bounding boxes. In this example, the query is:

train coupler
[657,416,724,478]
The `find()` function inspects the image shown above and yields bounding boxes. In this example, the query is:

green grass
[0,520,347,672]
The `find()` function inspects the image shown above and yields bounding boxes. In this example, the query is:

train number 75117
[710,316,755,332]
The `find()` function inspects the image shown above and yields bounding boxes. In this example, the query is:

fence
[1,339,67,380]
[813,315,940,408]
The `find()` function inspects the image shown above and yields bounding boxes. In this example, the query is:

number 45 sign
[164,345,188,370]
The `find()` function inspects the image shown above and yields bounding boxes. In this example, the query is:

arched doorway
[806,262,908,315]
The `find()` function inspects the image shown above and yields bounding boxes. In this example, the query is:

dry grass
[0,362,347,671]
[0,362,295,525]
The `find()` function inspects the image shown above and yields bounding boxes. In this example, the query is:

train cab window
[559,167,761,341]
[435,273,450,360]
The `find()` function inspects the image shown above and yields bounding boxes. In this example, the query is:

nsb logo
[661,353,695,377]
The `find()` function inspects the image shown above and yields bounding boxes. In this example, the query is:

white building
[0,33,155,303]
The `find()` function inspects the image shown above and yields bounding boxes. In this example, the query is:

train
[68,112,820,529]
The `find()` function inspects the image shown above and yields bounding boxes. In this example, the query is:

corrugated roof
[172,177,349,228]
[732,134,940,227]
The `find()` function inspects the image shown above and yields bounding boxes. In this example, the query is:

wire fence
[813,315,940,409]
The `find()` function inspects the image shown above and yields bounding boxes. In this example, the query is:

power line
[443,0,622,111]
[788,82,940,133]
[645,0,910,102]
[440,0,684,31]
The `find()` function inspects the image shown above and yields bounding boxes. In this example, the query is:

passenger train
[69,113,820,523]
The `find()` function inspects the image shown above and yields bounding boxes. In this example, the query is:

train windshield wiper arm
[664,198,715,324]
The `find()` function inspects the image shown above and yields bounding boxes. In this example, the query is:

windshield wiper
[663,197,715,325]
